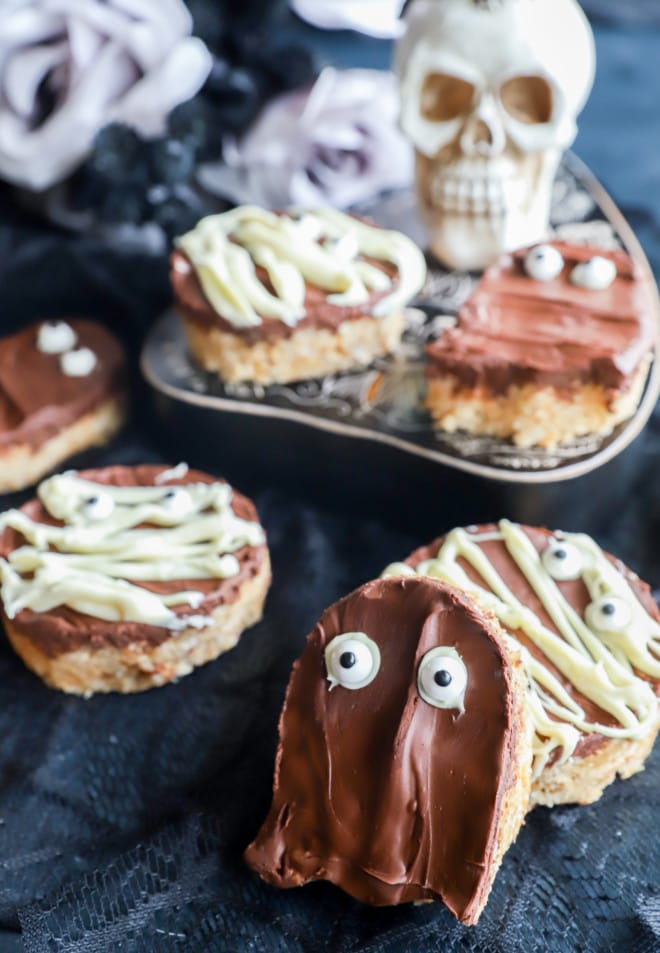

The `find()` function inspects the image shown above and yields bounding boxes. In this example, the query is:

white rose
[0,0,212,191]
[199,68,414,210]
[290,0,406,38]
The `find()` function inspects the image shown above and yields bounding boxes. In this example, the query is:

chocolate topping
[426,242,656,395]
[0,465,267,656]
[406,525,660,762]
[0,320,124,450]
[170,250,399,344]
[245,576,524,924]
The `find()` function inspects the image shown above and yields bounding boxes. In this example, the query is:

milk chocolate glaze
[426,242,656,394]
[0,465,267,657]
[0,320,124,450]
[170,250,399,344]
[245,576,524,924]
[406,525,660,762]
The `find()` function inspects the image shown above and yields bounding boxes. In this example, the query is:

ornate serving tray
[142,152,660,486]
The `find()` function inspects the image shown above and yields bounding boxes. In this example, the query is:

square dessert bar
[425,241,657,448]
[171,207,426,386]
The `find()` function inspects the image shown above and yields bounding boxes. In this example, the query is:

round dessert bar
[0,319,125,491]
[425,241,657,448]
[383,521,660,806]
[245,575,532,925]
[171,206,427,386]
[0,464,271,696]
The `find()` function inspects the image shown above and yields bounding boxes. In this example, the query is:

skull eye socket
[500,75,554,125]
[421,72,475,122]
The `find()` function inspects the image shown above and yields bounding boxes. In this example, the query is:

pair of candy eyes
[36,321,98,377]
[524,245,617,290]
[325,634,468,710]
[79,487,194,521]
[542,540,632,632]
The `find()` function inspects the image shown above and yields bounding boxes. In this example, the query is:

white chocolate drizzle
[0,472,265,631]
[175,206,427,329]
[382,520,660,777]
[155,462,190,484]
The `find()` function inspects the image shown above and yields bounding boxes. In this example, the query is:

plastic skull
[395,0,595,270]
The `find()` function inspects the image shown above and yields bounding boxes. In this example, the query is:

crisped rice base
[0,396,125,493]
[472,643,533,923]
[5,554,271,697]
[530,706,660,808]
[425,357,651,449]
[181,310,405,386]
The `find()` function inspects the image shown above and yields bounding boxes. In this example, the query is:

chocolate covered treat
[246,576,532,925]
[0,319,125,492]
[425,242,656,448]
[171,206,426,385]
[0,464,270,696]
[383,521,660,806]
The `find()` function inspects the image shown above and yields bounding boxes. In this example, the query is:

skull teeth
[430,175,528,218]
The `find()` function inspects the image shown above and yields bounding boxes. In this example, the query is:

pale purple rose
[199,68,414,210]
[291,0,406,38]
[0,0,212,191]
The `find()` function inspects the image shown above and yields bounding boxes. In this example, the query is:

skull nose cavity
[460,116,504,158]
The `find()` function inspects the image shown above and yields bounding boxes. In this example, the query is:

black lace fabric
[0,481,652,952]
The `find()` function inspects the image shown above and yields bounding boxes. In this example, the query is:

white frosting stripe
[383,520,660,777]
[0,472,265,631]
[176,206,426,328]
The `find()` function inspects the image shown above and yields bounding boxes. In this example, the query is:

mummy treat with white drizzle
[171,206,427,385]
[425,240,656,449]
[0,465,271,696]
[383,521,660,806]
[0,319,125,492]
[246,576,532,925]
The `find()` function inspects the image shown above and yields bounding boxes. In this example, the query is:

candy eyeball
[570,256,617,291]
[81,492,115,521]
[60,347,98,377]
[325,632,381,691]
[524,245,564,282]
[417,647,468,711]
[585,596,632,633]
[37,321,78,354]
[161,488,195,518]
[542,539,583,581]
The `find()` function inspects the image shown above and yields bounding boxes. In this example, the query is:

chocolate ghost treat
[0,319,125,491]
[245,576,532,925]
[171,206,426,386]
[425,241,656,448]
[384,521,660,806]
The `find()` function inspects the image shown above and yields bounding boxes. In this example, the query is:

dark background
[0,3,659,951]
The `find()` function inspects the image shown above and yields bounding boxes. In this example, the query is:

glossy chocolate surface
[170,250,398,343]
[0,320,124,450]
[426,242,656,394]
[245,575,522,923]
